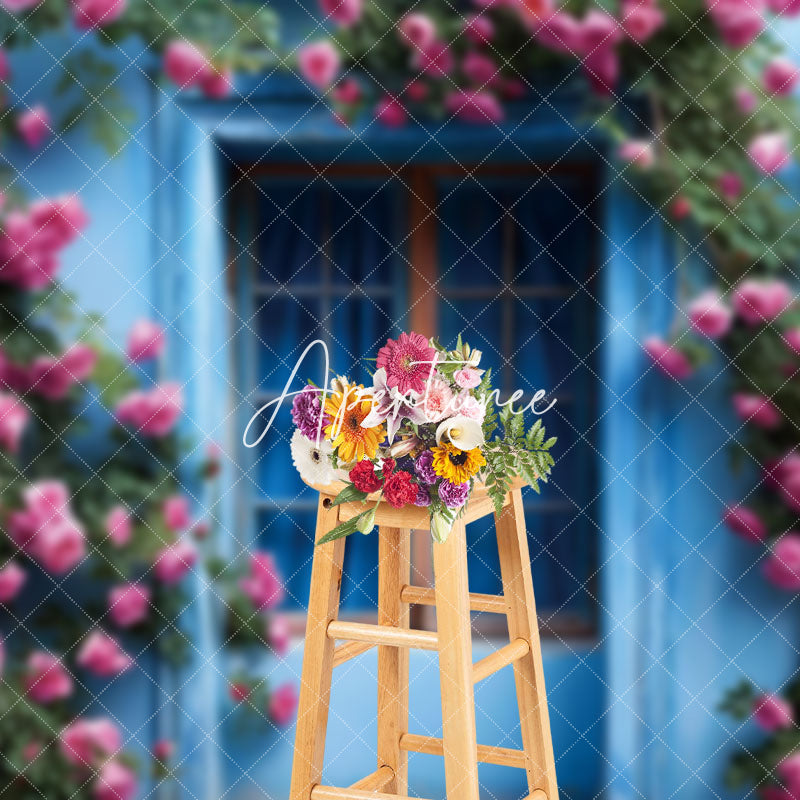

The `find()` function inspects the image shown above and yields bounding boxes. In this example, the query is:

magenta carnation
[376,332,436,395]
[438,479,470,508]
[414,450,437,484]
[291,385,329,440]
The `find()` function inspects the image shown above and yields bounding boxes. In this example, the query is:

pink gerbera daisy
[376,332,436,395]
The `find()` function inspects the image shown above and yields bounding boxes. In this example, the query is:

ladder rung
[526,792,548,800]
[311,787,432,800]
[327,620,439,651]
[400,585,508,614]
[348,765,394,791]
[399,733,527,769]
[472,638,530,683]
[332,640,375,668]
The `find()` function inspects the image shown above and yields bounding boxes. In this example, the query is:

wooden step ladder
[289,480,559,800]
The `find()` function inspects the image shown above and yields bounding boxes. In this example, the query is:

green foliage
[483,404,557,515]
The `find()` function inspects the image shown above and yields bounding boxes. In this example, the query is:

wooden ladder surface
[288,487,559,800]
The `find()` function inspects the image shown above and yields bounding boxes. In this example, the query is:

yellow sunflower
[324,384,384,463]
[431,443,486,484]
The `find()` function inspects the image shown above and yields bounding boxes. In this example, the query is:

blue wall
[7,22,800,800]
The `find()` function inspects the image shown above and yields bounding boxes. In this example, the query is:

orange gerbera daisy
[324,383,385,463]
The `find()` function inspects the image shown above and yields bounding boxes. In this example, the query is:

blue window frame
[231,165,598,632]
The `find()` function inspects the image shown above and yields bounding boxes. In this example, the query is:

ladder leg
[377,526,411,794]
[290,497,347,800]
[495,489,559,800]
[432,519,480,800]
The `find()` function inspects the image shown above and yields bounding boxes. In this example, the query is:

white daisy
[290,429,336,485]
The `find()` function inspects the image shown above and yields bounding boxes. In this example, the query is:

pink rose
[444,89,504,123]
[72,0,126,29]
[0,212,58,290]
[780,467,800,512]
[268,613,291,656]
[105,505,132,546]
[30,194,88,248]
[453,392,487,423]
[154,540,197,584]
[108,583,150,627]
[454,367,482,389]
[733,279,793,325]
[1,0,40,11]
[462,51,497,85]
[618,139,655,168]
[763,57,800,95]
[764,535,800,591]
[767,0,800,14]
[17,105,50,148]
[643,336,693,380]
[374,96,407,128]
[331,78,361,106]
[707,0,765,46]
[29,513,86,574]
[319,0,362,25]
[405,81,428,102]
[722,505,766,541]
[152,739,175,761]
[778,753,800,791]
[718,172,743,202]
[621,0,665,42]
[240,551,284,610]
[748,132,791,174]
[93,760,137,800]
[76,631,132,677]
[753,692,794,728]
[536,11,583,53]
[785,328,800,354]
[297,41,341,90]
[164,40,208,88]
[60,717,122,766]
[732,392,781,428]
[413,40,454,77]
[24,651,73,703]
[583,47,620,95]
[0,561,26,602]
[687,290,733,338]
[735,85,758,113]
[9,480,86,574]
[397,13,437,49]
[671,195,692,219]
[0,392,28,453]
[116,382,183,436]
[464,14,494,44]
[268,682,298,726]
[126,319,165,362]
[163,494,191,531]
[578,9,623,51]
[200,67,233,99]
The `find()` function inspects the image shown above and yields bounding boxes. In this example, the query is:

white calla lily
[435,415,484,451]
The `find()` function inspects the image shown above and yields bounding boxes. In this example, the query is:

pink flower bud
[621,0,665,42]
[753,692,794,728]
[17,105,50,148]
[76,631,132,677]
[0,392,28,453]
[642,336,693,379]
[126,319,164,362]
[154,540,196,584]
[108,583,150,627]
[319,0,362,25]
[0,561,25,603]
[397,13,437,49]
[618,139,655,168]
[105,505,132,546]
[163,494,191,531]
[268,682,299,726]
[687,290,733,338]
[93,760,137,800]
[297,41,341,90]
[464,14,495,44]
[763,57,800,95]
[24,651,73,703]
[748,131,791,174]
[374,96,407,128]
[718,171,743,202]
[734,85,758,113]
[764,534,800,591]
[733,279,793,325]
[722,505,766,541]
[164,40,208,89]
[671,195,692,219]
[732,392,781,428]
[72,0,126,29]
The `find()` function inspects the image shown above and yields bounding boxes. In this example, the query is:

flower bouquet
[289,332,557,544]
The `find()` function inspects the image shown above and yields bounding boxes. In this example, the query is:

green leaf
[330,484,369,506]
[317,511,372,545]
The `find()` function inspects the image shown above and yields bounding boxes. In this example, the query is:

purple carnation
[291,385,329,440]
[414,484,432,507]
[438,479,469,509]
[414,450,437,485]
